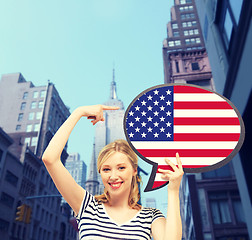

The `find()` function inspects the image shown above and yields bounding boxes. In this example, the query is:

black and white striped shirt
[76,191,165,239]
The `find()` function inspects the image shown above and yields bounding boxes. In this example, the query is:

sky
[0,0,174,214]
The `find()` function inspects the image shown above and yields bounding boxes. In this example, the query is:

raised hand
[158,153,184,192]
[78,104,119,125]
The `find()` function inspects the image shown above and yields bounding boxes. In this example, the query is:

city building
[0,73,76,240]
[85,69,126,195]
[195,0,252,239]
[65,153,87,188]
[162,0,249,239]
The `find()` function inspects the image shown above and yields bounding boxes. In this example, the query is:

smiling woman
[42,104,183,240]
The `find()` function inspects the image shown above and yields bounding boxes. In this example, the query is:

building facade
[162,0,249,239]
[195,0,252,239]
[0,73,76,240]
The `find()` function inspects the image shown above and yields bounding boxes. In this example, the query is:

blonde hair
[95,139,141,210]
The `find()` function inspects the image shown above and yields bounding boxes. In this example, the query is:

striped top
[76,191,165,239]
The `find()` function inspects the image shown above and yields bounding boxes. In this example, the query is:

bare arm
[152,153,184,240]
[42,105,119,214]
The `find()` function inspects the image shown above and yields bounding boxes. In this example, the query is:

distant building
[85,69,125,195]
[195,0,252,239]
[162,0,249,239]
[0,73,76,240]
[65,153,87,188]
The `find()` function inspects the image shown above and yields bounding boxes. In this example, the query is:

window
[33,91,38,98]
[18,113,24,121]
[175,61,180,73]
[31,137,38,146]
[31,101,37,109]
[24,137,30,146]
[185,38,201,44]
[16,125,21,130]
[5,170,18,187]
[175,40,181,46]
[40,90,46,98]
[38,101,44,109]
[181,13,195,19]
[23,92,28,99]
[217,0,243,50]
[172,23,178,29]
[180,0,192,4]
[191,62,200,71]
[20,102,26,110]
[173,31,179,37]
[168,41,175,47]
[28,112,34,120]
[26,124,33,132]
[34,124,40,132]
[36,112,42,120]
[0,192,15,208]
[179,6,193,12]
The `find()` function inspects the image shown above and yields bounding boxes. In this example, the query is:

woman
[42,105,184,240]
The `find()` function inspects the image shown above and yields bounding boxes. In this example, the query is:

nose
[109,169,118,180]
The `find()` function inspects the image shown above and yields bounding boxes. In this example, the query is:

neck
[108,192,131,209]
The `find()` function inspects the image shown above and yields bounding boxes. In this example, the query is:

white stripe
[174,109,237,117]
[174,125,240,133]
[131,141,238,149]
[174,93,225,102]
[148,157,225,166]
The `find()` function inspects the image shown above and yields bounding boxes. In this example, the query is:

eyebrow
[102,163,126,167]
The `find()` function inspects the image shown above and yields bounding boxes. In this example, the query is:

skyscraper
[162,1,249,239]
[0,73,76,240]
[85,69,125,195]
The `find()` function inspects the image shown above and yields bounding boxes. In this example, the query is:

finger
[176,152,183,170]
[158,168,173,174]
[165,158,178,172]
[87,116,96,120]
[102,105,120,110]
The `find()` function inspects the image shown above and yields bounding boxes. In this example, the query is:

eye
[102,168,110,172]
[119,166,125,170]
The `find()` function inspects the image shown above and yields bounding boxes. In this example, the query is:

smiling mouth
[109,182,123,189]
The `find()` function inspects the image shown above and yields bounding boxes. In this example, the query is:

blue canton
[126,86,174,141]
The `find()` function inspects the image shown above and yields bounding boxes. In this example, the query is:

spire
[110,67,117,100]
[87,143,98,181]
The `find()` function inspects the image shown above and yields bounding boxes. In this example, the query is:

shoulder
[140,207,165,222]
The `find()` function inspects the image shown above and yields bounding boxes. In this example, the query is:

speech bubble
[123,84,245,192]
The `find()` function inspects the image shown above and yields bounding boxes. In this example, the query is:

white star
[160,127,165,132]
[166,111,171,116]
[129,111,134,116]
[141,100,146,106]
[147,116,153,122]
[154,132,159,138]
[141,132,147,138]
[153,90,159,95]
[141,111,147,116]
[160,106,165,111]
[135,127,140,132]
[147,106,153,111]
[166,100,171,106]
[147,127,153,132]
[129,132,134,138]
[160,116,165,122]
[153,122,159,127]
[166,89,172,95]
[160,95,165,100]
[141,122,147,127]
[154,111,159,116]
[129,122,134,127]
[135,116,140,122]
[147,95,153,100]
[166,122,172,127]
[135,106,140,111]
[166,132,172,138]
[154,100,159,106]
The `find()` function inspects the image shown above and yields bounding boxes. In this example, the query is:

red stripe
[157,165,209,173]
[173,133,240,141]
[153,181,167,189]
[137,149,233,157]
[174,85,212,93]
[174,117,240,125]
[174,101,232,109]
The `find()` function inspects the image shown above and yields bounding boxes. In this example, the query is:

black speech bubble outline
[123,83,245,192]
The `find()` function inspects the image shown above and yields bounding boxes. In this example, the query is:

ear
[133,168,137,176]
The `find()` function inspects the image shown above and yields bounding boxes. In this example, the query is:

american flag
[124,85,243,191]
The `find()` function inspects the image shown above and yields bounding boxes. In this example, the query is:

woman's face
[100,152,137,199]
